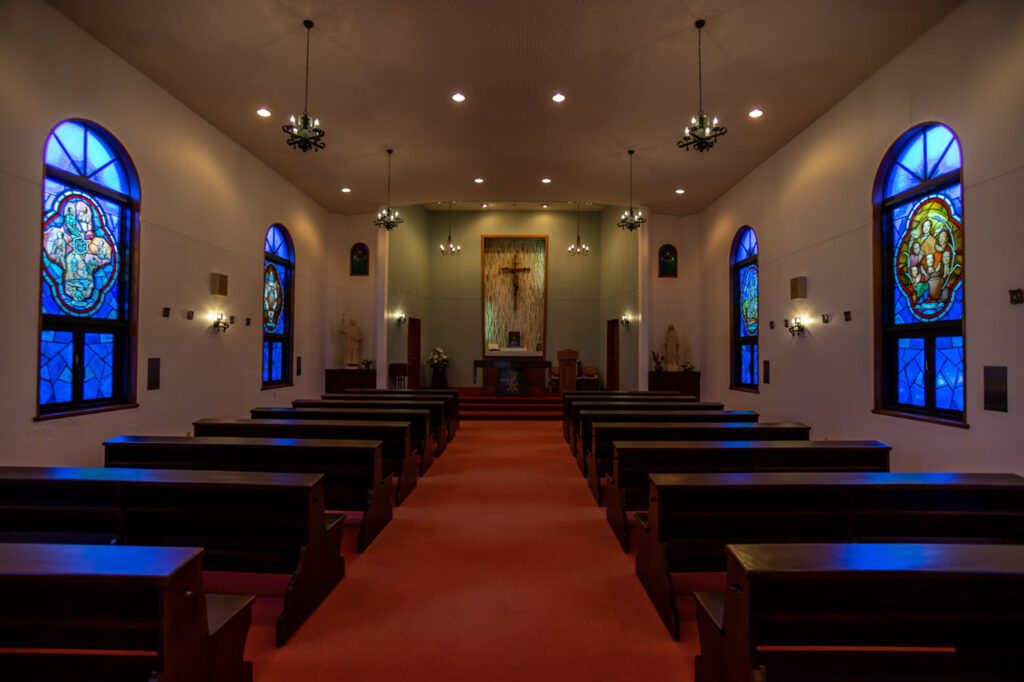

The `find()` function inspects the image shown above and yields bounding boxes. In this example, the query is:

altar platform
[458,388,561,420]
[473,357,552,396]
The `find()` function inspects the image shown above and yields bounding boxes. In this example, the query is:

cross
[500,254,531,311]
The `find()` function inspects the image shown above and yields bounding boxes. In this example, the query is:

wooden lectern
[556,349,579,394]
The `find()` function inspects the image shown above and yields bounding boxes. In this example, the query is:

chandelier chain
[303,22,311,114]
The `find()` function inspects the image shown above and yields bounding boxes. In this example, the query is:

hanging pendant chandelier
[617,150,646,231]
[283,20,325,152]
[440,202,461,255]
[677,19,727,153]
[374,149,403,230]
[568,202,589,255]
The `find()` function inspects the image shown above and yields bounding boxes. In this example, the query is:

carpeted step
[460,410,561,421]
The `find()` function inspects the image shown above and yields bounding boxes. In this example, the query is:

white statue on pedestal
[337,317,363,368]
[664,324,681,372]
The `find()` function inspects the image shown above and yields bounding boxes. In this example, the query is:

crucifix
[500,254,531,311]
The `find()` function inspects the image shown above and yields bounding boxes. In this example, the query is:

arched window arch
[263,224,294,386]
[39,120,140,416]
[730,227,758,389]
[658,244,678,278]
[874,123,964,422]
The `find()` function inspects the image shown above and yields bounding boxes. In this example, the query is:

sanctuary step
[458,389,562,421]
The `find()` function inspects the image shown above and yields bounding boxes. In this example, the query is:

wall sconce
[396,312,407,327]
[787,316,805,337]
[620,314,632,329]
[212,313,230,333]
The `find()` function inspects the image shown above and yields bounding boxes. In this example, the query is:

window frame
[36,120,140,420]
[262,224,295,389]
[730,226,759,392]
[872,123,966,427]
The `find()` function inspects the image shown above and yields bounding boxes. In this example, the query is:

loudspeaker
[790,276,807,300]
[210,272,228,296]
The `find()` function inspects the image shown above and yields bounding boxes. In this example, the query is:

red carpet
[238,420,700,681]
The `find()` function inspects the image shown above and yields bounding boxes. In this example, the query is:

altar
[473,356,551,396]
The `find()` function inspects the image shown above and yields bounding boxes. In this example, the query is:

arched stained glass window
[263,224,294,386]
[39,120,139,416]
[731,227,758,389]
[658,244,677,278]
[875,123,964,421]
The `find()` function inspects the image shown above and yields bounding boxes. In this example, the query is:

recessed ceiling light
[474,178,484,184]
[452,92,466,102]
[256,107,272,117]
[542,203,549,208]
[341,187,352,193]
[481,203,488,208]
[552,93,566,103]
[541,178,552,184]
[675,188,685,195]
[748,108,764,118]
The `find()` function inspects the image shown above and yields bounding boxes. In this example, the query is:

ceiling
[48,0,961,217]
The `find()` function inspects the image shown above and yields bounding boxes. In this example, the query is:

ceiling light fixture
[748,108,763,118]
[341,187,351,193]
[283,19,325,152]
[374,149,403,231]
[617,150,646,231]
[675,188,685,195]
[474,177,484,184]
[481,203,488,208]
[452,92,466,102]
[256,107,272,118]
[568,202,590,256]
[440,202,461,256]
[677,19,726,153]
[542,203,549,208]
[552,93,566,103]
[541,178,552,184]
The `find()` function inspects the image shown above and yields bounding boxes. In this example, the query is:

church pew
[0,543,254,682]
[251,406,437,475]
[702,543,1024,682]
[587,422,810,504]
[605,440,891,551]
[635,471,1024,640]
[331,389,461,437]
[293,398,449,454]
[103,435,391,553]
[569,400,726,460]
[193,418,418,506]
[574,405,737,472]
[561,391,688,442]
[0,466,346,647]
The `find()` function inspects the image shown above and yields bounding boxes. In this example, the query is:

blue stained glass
[752,344,759,385]
[897,338,926,407]
[265,225,294,262]
[733,227,758,263]
[83,130,113,176]
[263,261,285,333]
[262,342,270,383]
[739,264,758,337]
[891,190,963,324]
[54,122,86,175]
[740,345,752,385]
[886,165,918,198]
[885,125,961,198]
[39,330,74,405]
[83,333,115,400]
[901,132,926,179]
[91,160,128,195]
[924,125,954,177]
[934,336,965,411]
[46,121,129,195]
[935,137,962,176]
[271,342,283,381]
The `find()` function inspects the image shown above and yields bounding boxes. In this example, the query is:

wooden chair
[388,363,407,389]
[549,365,560,391]
[578,365,599,390]
[556,349,579,395]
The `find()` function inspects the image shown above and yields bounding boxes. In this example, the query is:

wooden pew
[331,388,461,437]
[103,435,391,553]
[193,418,418,506]
[251,406,437,476]
[605,440,891,551]
[588,422,811,504]
[707,543,1024,682]
[294,398,449,454]
[561,391,687,442]
[0,466,345,647]
[635,471,1024,640]
[574,406,739,473]
[0,543,253,682]
[569,400,726,460]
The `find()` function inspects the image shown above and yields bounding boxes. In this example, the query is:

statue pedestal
[430,367,448,388]
[648,371,700,399]
[325,368,376,393]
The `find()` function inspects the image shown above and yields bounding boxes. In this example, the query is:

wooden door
[606,319,620,391]
[406,317,422,389]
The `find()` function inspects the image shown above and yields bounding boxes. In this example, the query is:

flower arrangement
[650,350,665,371]
[426,346,450,370]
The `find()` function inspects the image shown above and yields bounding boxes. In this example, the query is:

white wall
[0,0,332,466]
[692,0,1024,473]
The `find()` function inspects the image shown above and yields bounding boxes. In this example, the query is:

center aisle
[248,419,699,681]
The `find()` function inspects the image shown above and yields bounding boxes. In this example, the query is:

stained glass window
[658,244,677,278]
[877,124,964,421]
[39,121,138,415]
[263,225,294,386]
[731,227,758,389]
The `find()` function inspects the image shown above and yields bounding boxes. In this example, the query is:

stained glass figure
[263,224,294,385]
[263,262,284,333]
[350,242,370,276]
[731,226,758,388]
[892,192,963,324]
[658,244,677,278]
[739,264,758,336]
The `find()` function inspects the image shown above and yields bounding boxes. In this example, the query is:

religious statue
[337,317,363,367]
[664,324,681,372]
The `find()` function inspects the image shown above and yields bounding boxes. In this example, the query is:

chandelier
[283,20,325,152]
[440,202,461,255]
[617,150,646,231]
[374,149,404,230]
[677,19,727,153]
[568,202,589,255]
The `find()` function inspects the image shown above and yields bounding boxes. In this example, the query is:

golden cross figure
[500,254,531,311]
